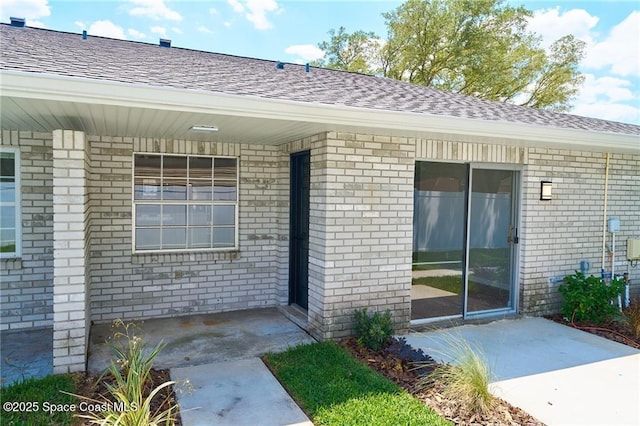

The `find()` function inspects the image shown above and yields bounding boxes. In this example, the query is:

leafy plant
[623,299,640,339]
[353,308,393,351]
[73,320,178,426]
[416,337,495,416]
[558,272,625,323]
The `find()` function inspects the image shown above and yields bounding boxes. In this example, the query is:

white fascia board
[1,70,639,152]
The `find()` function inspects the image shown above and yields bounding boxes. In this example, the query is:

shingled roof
[1,23,639,137]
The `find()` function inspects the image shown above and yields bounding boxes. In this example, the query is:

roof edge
[1,70,638,152]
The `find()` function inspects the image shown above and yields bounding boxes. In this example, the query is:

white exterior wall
[0,131,54,331]
[293,132,415,339]
[88,136,290,322]
[520,149,640,314]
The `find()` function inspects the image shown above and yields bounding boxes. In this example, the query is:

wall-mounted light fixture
[540,180,552,201]
[190,125,219,132]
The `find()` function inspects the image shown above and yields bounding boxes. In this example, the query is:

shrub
[416,337,495,416]
[353,308,393,351]
[623,299,640,338]
[558,272,625,323]
[74,320,178,426]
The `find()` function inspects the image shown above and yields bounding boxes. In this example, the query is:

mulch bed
[341,337,544,426]
[544,313,640,349]
[71,369,182,426]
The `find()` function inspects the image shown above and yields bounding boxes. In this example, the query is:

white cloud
[577,74,635,104]
[285,44,325,61]
[583,11,640,77]
[223,21,233,28]
[227,0,281,30]
[209,7,218,16]
[572,103,640,125]
[28,20,46,28]
[227,0,244,13]
[171,26,182,34]
[128,0,182,22]
[128,28,146,39]
[1,0,50,20]
[527,7,598,48]
[89,20,126,40]
[150,25,167,38]
[74,21,86,30]
[571,73,639,124]
[198,26,214,34]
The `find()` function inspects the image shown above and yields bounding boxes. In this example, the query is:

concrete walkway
[405,317,640,426]
[88,308,315,425]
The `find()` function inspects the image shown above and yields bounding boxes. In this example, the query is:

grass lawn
[412,275,463,294]
[0,374,77,425]
[264,341,450,426]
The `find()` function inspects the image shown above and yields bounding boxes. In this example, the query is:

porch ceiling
[0,96,336,145]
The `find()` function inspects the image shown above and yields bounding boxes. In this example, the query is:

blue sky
[1,0,638,125]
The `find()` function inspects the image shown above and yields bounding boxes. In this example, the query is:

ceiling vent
[159,38,171,48]
[10,17,25,27]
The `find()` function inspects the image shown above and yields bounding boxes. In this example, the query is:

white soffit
[1,70,639,152]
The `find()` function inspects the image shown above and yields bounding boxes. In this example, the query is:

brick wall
[88,136,289,323]
[520,149,640,315]
[301,132,415,339]
[0,131,54,331]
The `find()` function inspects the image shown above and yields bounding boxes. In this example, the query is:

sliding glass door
[411,162,519,321]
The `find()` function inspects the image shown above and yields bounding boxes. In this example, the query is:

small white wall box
[608,217,620,233]
[628,239,640,261]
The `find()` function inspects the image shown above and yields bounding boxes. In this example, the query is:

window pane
[134,178,161,200]
[163,179,187,200]
[188,227,212,248]
[163,205,187,226]
[162,228,186,249]
[0,205,16,228]
[188,180,213,200]
[0,181,16,203]
[135,154,161,177]
[136,204,161,226]
[136,228,161,250]
[214,205,235,226]
[189,157,212,179]
[163,156,187,178]
[188,205,212,226]
[213,227,234,247]
[0,152,16,177]
[214,158,237,180]
[214,180,237,201]
[0,229,16,253]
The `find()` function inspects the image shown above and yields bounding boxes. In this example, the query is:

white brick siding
[0,131,54,331]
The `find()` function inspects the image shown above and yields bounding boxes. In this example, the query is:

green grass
[0,374,77,426]
[413,248,508,270]
[0,243,16,253]
[412,275,463,294]
[264,342,450,426]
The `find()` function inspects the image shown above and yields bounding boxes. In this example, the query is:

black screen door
[289,151,310,309]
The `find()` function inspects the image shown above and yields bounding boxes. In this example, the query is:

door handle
[508,226,519,244]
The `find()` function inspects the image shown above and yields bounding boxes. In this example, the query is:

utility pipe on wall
[601,153,610,275]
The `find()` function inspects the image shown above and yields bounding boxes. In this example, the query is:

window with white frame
[0,148,21,257]
[133,154,238,252]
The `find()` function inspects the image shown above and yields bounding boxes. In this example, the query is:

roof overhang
[1,70,638,152]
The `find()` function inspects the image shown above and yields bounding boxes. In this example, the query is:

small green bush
[353,308,393,351]
[558,272,625,323]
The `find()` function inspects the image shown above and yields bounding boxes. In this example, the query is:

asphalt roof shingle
[1,24,639,136]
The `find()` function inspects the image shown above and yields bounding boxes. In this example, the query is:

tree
[315,0,585,112]
[312,27,382,74]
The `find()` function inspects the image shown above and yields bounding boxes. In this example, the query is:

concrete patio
[405,317,640,425]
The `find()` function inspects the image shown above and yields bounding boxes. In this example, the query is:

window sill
[131,250,240,265]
